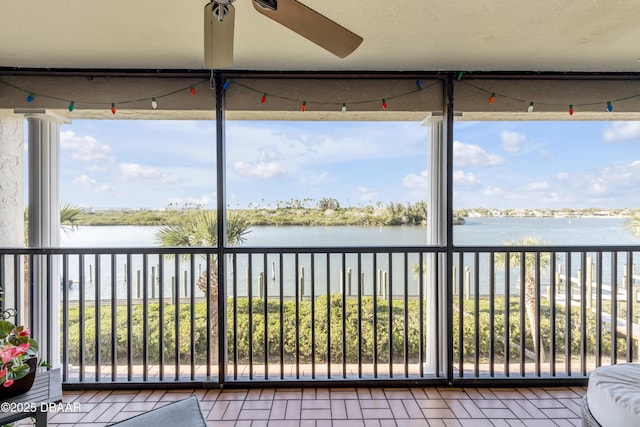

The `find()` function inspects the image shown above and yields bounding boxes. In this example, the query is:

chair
[109,396,206,427]
[583,363,640,427]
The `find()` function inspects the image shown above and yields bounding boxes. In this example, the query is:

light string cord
[458,79,640,109]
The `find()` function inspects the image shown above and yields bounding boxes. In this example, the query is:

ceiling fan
[204,0,363,68]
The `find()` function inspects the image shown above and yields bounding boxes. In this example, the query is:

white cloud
[603,122,640,142]
[402,170,429,190]
[482,186,503,196]
[545,160,640,205]
[72,174,95,186]
[453,170,479,186]
[119,163,180,184]
[354,186,380,202]
[527,181,550,191]
[538,148,554,160]
[86,164,108,172]
[501,131,525,153]
[71,174,112,193]
[188,194,215,207]
[453,141,504,167]
[226,122,426,172]
[257,148,284,163]
[300,173,330,186]
[587,181,608,195]
[61,130,112,162]
[582,160,640,196]
[233,161,286,179]
[230,148,289,180]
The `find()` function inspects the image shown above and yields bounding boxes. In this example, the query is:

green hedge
[64,295,624,366]
[64,296,423,365]
[452,297,620,362]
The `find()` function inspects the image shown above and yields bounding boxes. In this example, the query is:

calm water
[61,216,640,248]
[58,217,640,300]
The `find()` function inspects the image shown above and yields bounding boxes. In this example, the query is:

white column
[23,112,67,369]
[426,113,446,246]
[423,113,447,375]
[26,114,62,248]
[0,117,25,316]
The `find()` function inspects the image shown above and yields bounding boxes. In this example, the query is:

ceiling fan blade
[252,0,362,58]
[204,2,235,69]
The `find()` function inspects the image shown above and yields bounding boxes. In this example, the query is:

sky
[45,119,640,210]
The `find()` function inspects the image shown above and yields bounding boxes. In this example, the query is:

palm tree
[156,210,250,363]
[494,236,550,362]
[20,203,84,305]
[24,202,83,242]
[60,203,84,233]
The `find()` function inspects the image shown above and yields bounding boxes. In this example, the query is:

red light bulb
[261,93,267,104]
[568,105,574,116]
[111,103,117,115]
[488,93,495,105]
[189,87,196,95]
[301,101,307,112]
[382,99,388,110]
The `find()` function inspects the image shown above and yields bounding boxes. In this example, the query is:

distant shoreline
[71,206,635,227]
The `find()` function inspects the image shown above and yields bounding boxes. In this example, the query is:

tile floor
[27,386,586,426]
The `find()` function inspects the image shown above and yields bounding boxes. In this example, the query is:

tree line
[71,199,442,227]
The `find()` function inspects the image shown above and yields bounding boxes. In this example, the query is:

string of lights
[0,78,211,113]
[457,79,640,115]
[4,75,635,116]
[229,79,437,113]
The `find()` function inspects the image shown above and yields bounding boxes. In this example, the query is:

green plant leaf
[0,320,14,338]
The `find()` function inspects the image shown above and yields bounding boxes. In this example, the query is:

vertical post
[259,272,264,299]
[184,270,188,297]
[246,267,250,297]
[633,264,639,302]
[347,267,352,296]
[465,266,471,300]
[136,269,141,299]
[452,265,457,296]
[423,104,448,377]
[383,271,388,300]
[23,111,68,369]
[151,266,156,299]
[215,72,227,375]
[299,267,305,302]
[586,256,593,309]
[443,77,455,382]
[577,270,582,302]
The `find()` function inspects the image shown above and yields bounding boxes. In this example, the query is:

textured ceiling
[2,0,640,72]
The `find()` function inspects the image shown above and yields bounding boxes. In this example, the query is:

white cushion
[109,396,206,427]
[587,363,640,427]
